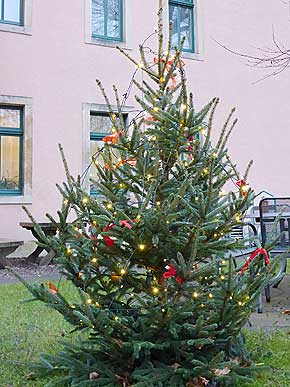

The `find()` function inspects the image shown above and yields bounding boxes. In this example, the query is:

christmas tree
[17,5,282,386]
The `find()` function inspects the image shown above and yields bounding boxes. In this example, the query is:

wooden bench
[20,222,56,265]
[0,239,24,269]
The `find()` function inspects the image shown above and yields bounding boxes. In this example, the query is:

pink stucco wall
[1,0,290,240]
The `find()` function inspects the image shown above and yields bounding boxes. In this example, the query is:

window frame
[0,0,24,26]
[0,105,23,196]
[92,0,124,42]
[169,0,195,53]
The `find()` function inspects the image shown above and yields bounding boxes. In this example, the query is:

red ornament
[241,247,270,274]
[104,223,115,247]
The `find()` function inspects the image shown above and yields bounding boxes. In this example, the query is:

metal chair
[259,197,290,303]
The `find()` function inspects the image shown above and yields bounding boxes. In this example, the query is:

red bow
[163,264,177,279]
[241,248,270,274]
[103,131,120,145]
[236,179,248,197]
[163,264,186,284]
[103,220,135,247]
[116,158,137,167]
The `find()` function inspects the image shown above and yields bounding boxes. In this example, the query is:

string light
[82,197,89,204]
[138,244,146,251]
[208,293,213,299]
[95,302,100,307]
[111,114,116,121]
[235,214,241,222]
[87,299,92,304]
[136,214,141,220]
[153,106,159,112]
[91,257,98,263]
[161,308,166,312]
[114,316,119,321]
[152,287,159,295]
[181,103,187,111]
[192,292,199,299]
[92,221,97,226]
[156,201,161,206]
[120,269,126,275]
[107,203,113,210]
[119,183,125,188]
[220,275,225,280]
[64,199,68,205]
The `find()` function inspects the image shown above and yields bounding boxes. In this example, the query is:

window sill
[0,195,32,205]
[85,37,132,51]
[181,51,204,61]
[0,23,32,36]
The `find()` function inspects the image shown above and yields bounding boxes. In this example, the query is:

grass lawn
[1,282,290,387]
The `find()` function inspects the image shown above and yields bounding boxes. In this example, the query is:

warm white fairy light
[192,292,199,299]
[152,287,159,295]
[208,293,213,299]
[120,268,126,275]
[181,103,187,111]
[87,299,92,304]
[138,244,146,251]
[91,257,98,263]
[153,106,159,112]
[82,197,89,204]
[220,275,225,280]
[107,203,113,210]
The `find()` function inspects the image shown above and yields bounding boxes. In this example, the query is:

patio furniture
[19,222,56,265]
[258,197,290,303]
[0,239,24,269]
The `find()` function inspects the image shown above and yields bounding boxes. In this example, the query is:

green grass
[1,282,290,387]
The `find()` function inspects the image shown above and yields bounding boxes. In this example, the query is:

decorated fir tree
[17,5,283,387]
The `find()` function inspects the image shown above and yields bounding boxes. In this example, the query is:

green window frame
[92,0,123,42]
[90,111,127,196]
[0,105,23,196]
[0,0,23,26]
[169,0,195,53]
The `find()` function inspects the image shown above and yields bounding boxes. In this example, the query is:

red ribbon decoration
[236,179,248,197]
[163,264,186,284]
[163,264,177,279]
[103,131,120,145]
[241,247,270,274]
[103,220,135,247]
[116,158,137,167]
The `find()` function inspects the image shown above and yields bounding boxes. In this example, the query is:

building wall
[1,0,289,240]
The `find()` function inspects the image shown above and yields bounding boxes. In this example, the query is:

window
[0,0,23,25]
[169,0,194,53]
[90,112,126,195]
[0,106,23,195]
[92,0,123,41]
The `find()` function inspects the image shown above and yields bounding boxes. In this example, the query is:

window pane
[0,108,21,128]
[90,139,103,192]
[0,136,20,191]
[3,0,21,23]
[107,0,120,38]
[90,114,113,134]
[92,0,105,36]
[169,5,179,48]
[180,6,193,50]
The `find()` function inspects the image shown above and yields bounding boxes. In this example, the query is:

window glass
[169,1,194,52]
[180,6,192,50]
[169,5,179,48]
[92,0,105,37]
[3,0,21,23]
[92,0,122,40]
[0,108,21,128]
[107,0,120,38]
[0,136,20,191]
[90,114,113,134]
